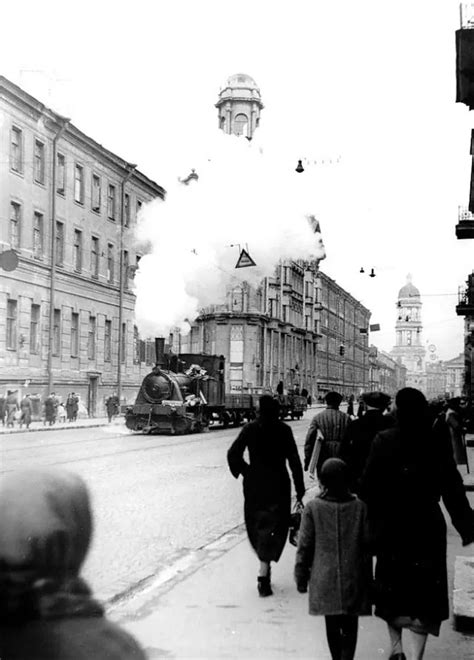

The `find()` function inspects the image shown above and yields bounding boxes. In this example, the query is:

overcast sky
[3,0,474,360]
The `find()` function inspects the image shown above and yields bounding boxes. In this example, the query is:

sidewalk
[111,497,474,660]
[0,416,123,435]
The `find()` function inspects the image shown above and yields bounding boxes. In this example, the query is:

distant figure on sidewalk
[5,391,19,428]
[105,393,119,423]
[360,387,474,660]
[304,391,350,478]
[227,395,305,597]
[342,391,393,494]
[347,394,355,418]
[19,393,32,429]
[0,395,6,426]
[295,458,372,660]
[66,392,79,422]
[0,468,147,660]
[43,393,57,426]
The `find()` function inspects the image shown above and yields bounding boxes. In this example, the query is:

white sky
[3,0,474,360]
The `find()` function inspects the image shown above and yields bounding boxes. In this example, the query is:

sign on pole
[235,249,256,269]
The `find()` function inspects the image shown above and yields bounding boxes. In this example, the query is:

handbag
[308,428,324,479]
[289,500,304,547]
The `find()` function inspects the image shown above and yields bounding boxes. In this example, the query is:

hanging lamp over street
[295,160,304,173]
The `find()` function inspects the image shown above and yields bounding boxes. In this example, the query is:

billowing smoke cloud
[133,129,326,338]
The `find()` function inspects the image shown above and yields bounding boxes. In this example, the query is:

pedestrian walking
[347,394,355,418]
[359,387,474,660]
[342,391,393,494]
[295,458,372,660]
[227,394,305,597]
[304,391,350,478]
[0,394,6,426]
[444,397,469,467]
[19,393,32,429]
[43,392,57,426]
[66,392,79,422]
[5,391,19,428]
[106,393,119,423]
[0,468,147,660]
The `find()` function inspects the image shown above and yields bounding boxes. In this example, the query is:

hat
[362,391,391,410]
[319,458,349,493]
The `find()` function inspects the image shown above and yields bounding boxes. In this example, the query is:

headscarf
[0,469,103,622]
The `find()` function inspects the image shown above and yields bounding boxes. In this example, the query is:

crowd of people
[228,388,474,660]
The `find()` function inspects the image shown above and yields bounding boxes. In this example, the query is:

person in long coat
[227,394,305,597]
[5,391,19,428]
[304,391,350,478]
[19,394,32,429]
[295,458,372,660]
[66,392,79,422]
[0,468,147,660]
[359,387,474,660]
[44,393,57,426]
[342,391,393,494]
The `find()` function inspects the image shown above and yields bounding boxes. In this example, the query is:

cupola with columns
[215,73,264,139]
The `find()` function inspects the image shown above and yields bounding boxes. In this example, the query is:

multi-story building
[444,352,464,397]
[368,346,407,397]
[456,272,474,399]
[0,76,165,414]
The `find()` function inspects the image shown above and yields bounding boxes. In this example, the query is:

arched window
[233,113,248,136]
[220,115,226,130]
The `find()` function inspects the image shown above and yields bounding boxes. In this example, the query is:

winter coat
[359,424,474,628]
[342,410,394,493]
[304,407,350,474]
[44,397,57,422]
[295,494,372,616]
[19,398,32,425]
[0,617,146,660]
[228,419,305,563]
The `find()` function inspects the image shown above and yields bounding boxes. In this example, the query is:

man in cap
[304,391,350,478]
[342,391,393,494]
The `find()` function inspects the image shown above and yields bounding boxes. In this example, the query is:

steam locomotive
[125,338,307,434]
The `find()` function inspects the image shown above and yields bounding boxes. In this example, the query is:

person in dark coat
[0,468,146,660]
[342,391,393,494]
[19,393,33,429]
[5,391,19,428]
[295,458,372,660]
[304,391,350,478]
[106,393,119,423]
[347,394,355,418]
[66,392,79,422]
[444,398,468,467]
[0,395,6,426]
[359,387,474,660]
[227,394,305,597]
[43,393,57,426]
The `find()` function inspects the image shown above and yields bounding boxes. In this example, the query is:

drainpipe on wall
[117,163,137,406]
[47,116,70,395]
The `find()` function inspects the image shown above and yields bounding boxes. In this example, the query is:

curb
[0,420,123,436]
[453,555,474,632]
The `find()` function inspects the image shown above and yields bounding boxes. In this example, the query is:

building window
[120,323,126,362]
[91,236,99,278]
[124,193,130,226]
[107,243,114,283]
[233,113,248,136]
[92,174,101,212]
[136,199,142,218]
[34,139,45,184]
[133,325,140,363]
[104,319,112,362]
[30,304,40,354]
[73,229,82,272]
[88,316,96,359]
[71,312,79,357]
[53,309,61,355]
[107,184,116,220]
[9,202,21,249]
[6,299,17,350]
[230,325,244,362]
[10,126,23,173]
[123,250,129,289]
[74,164,84,203]
[33,211,44,259]
[57,153,66,194]
[56,221,64,266]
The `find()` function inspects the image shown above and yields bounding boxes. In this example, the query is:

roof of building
[224,73,260,90]
[398,274,420,299]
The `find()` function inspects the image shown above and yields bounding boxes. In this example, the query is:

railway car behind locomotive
[125,339,256,434]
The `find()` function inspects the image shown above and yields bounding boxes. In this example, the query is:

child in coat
[295,458,372,660]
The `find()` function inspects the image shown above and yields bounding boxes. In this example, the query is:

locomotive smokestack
[154,337,165,366]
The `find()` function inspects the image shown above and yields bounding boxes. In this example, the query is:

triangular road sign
[235,249,256,268]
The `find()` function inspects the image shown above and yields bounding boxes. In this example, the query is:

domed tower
[216,73,264,138]
[391,274,426,378]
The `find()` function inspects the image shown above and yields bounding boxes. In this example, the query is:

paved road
[0,415,313,603]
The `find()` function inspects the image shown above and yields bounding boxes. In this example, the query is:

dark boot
[257,576,273,597]
[389,654,407,660]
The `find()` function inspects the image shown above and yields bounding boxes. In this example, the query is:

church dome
[398,281,420,299]
[224,73,260,91]
[216,73,263,107]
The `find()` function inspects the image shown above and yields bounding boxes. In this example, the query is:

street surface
[0,415,312,603]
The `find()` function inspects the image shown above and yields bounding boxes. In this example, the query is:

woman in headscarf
[227,395,305,597]
[0,468,146,659]
[360,388,474,660]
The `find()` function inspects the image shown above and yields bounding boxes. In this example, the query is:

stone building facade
[368,346,407,397]
[0,76,165,415]
[215,73,264,138]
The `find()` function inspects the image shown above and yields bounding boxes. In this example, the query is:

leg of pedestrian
[406,630,427,660]
[325,615,342,659]
[387,623,405,658]
[340,615,358,660]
